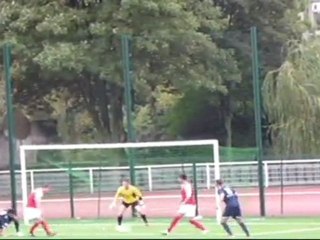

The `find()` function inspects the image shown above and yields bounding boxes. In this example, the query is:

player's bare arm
[218,192,225,210]
[110,188,121,209]
[182,183,192,205]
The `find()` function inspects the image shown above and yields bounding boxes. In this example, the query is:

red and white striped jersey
[181,181,196,205]
[27,188,44,208]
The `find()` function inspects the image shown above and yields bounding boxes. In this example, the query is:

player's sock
[238,222,250,236]
[30,222,41,235]
[189,219,206,231]
[221,222,233,236]
[41,220,52,235]
[168,215,183,233]
[117,216,123,226]
[140,214,148,225]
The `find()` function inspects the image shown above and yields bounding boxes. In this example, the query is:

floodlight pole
[3,43,17,213]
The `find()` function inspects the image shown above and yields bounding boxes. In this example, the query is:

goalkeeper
[109,179,149,231]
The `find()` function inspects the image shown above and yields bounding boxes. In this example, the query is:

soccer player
[25,185,56,237]
[0,208,23,236]
[162,174,208,235]
[109,179,149,231]
[216,179,250,238]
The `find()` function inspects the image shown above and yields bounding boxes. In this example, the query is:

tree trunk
[77,75,111,142]
[108,82,127,166]
[224,111,233,147]
[94,78,111,141]
[221,91,234,147]
[109,82,126,142]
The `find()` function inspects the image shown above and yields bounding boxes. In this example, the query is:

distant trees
[0,0,308,153]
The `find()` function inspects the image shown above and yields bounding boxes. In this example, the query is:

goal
[19,139,221,224]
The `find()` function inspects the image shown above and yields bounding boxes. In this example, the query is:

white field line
[1,191,320,204]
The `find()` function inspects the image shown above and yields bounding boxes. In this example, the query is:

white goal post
[19,139,221,224]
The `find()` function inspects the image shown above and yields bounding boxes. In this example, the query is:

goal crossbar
[19,139,220,224]
[20,139,219,151]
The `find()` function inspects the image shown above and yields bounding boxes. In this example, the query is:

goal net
[19,140,220,224]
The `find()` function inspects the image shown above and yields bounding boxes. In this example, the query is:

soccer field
[2,217,320,239]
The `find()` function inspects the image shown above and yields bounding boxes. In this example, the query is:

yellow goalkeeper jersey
[115,185,143,204]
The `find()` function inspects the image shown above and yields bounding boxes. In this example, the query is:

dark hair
[215,179,223,186]
[43,184,50,189]
[122,179,130,183]
[179,174,187,180]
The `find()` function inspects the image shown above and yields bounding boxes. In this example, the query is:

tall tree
[263,39,320,157]
[0,0,238,143]
[210,0,307,147]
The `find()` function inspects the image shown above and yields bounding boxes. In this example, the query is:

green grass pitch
[2,217,320,239]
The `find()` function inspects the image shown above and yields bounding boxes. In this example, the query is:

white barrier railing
[0,159,320,197]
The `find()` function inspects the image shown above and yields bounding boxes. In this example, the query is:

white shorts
[24,207,42,221]
[178,204,196,217]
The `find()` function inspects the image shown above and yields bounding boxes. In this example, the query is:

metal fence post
[263,162,269,188]
[3,43,17,213]
[192,162,199,216]
[121,34,137,217]
[68,159,75,218]
[251,26,266,217]
[89,168,94,194]
[206,164,211,189]
[121,34,136,184]
[147,166,153,191]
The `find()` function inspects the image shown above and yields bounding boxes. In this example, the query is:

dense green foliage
[35,146,257,168]
[0,0,309,159]
[263,38,320,157]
